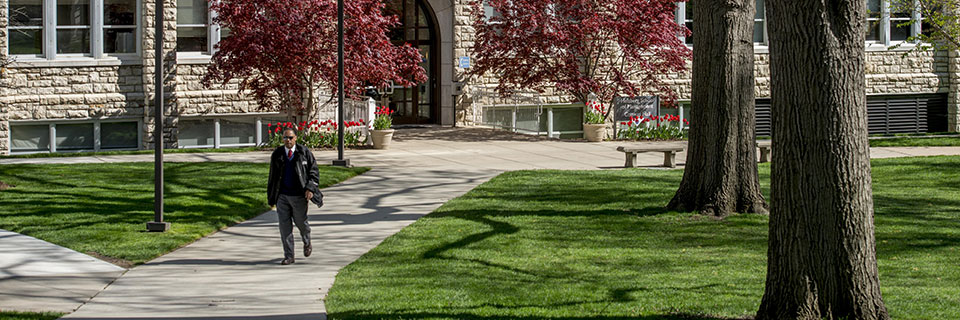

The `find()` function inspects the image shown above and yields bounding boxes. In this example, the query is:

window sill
[177,54,213,65]
[8,56,143,68]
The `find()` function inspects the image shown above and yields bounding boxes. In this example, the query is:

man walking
[267,127,320,265]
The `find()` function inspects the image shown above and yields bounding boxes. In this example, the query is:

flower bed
[265,120,367,148]
[617,114,688,140]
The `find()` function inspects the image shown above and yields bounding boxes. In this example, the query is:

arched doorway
[383,0,440,125]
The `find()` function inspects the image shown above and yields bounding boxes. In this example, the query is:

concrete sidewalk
[1,127,958,319]
[0,230,125,313]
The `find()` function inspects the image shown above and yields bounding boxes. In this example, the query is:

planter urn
[583,123,607,142]
[371,129,395,149]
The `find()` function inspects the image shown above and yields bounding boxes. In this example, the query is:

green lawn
[326,156,960,320]
[0,163,368,265]
[0,311,64,320]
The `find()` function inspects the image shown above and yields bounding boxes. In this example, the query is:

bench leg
[663,151,677,168]
[624,152,637,168]
[759,147,770,163]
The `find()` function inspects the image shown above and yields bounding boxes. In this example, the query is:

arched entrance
[383,0,440,125]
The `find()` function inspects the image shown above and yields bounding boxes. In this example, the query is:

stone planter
[583,123,607,142]
[370,129,395,149]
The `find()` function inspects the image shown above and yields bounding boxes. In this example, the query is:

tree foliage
[890,0,960,50]
[469,0,691,108]
[203,0,427,118]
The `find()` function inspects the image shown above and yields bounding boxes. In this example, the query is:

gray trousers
[277,194,311,259]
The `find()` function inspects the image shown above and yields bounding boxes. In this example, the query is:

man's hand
[305,190,314,200]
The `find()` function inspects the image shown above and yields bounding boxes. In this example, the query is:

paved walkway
[1,127,958,319]
[0,230,125,313]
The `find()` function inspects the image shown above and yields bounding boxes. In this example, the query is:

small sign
[613,96,660,122]
[458,56,471,69]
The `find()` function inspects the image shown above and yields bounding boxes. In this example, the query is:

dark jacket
[268,144,322,207]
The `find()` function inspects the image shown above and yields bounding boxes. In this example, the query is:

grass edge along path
[0,311,65,320]
[326,156,960,320]
[0,162,368,266]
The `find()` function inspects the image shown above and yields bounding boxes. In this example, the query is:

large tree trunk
[757,0,890,319]
[667,0,767,217]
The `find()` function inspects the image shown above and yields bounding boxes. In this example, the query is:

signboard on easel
[613,96,659,139]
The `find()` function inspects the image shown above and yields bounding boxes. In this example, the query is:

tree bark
[757,0,890,319]
[668,0,768,217]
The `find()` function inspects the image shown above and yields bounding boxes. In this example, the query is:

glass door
[384,0,437,125]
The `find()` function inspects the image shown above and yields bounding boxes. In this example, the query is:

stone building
[1,0,958,155]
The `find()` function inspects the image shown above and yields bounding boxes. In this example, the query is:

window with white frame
[6,0,138,58]
[676,0,767,46]
[179,116,271,149]
[866,0,921,45]
[176,0,227,55]
[753,0,766,44]
[8,0,44,56]
[9,120,140,153]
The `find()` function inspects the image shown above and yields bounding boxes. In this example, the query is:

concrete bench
[757,141,772,163]
[616,146,685,168]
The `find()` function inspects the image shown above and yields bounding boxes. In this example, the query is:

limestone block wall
[141,0,179,149]
[176,64,255,116]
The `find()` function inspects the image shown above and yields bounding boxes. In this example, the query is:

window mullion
[208,1,216,55]
[93,0,104,58]
[882,0,891,45]
[44,0,57,59]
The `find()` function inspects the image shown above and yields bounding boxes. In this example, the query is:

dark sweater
[279,152,303,196]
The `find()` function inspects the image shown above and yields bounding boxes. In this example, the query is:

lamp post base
[146,221,171,232]
[332,159,351,167]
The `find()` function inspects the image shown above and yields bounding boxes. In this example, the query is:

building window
[753,0,766,44]
[8,0,45,56]
[179,116,267,149]
[103,0,136,53]
[6,0,139,59]
[868,0,922,45]
[56,0,91,54]
[676,0,766,46]
[176,0,226,55]
[9,120,140,154]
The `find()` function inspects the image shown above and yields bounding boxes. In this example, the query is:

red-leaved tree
[470,0,690,112]
[203,0,427,120]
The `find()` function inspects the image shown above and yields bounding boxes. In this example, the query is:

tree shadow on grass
[328,311,749,320]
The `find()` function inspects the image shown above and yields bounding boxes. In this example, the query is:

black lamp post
[147,0,170,232]
[332,0,350,167]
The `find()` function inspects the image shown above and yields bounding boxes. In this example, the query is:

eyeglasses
[283,136,296,140]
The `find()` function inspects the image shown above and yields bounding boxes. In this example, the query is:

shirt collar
[285,145,296,155]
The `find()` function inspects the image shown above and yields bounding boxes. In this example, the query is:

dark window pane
[867,0,881,18]
[105,28,136,53]
[57,0,90,26]
[101,122,139,149]
[177,0,208,25]
[9,29,43,55]
[178,119,215,147]
[220,27,231,40]
[866,21,880,41]
[9,0,43,26]
[57,29,91,53]
[11,125,50,152]
[177,27,208,52]
[104,0,136,25]
[755,0,764,20]
[685,22,693,45]
[754,21,764,43]
[220,118,256,145]
[55,123,94,150]
[891,20,911,41]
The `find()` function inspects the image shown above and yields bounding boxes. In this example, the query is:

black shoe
[304,244,312,257]
[281,257,295,265]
